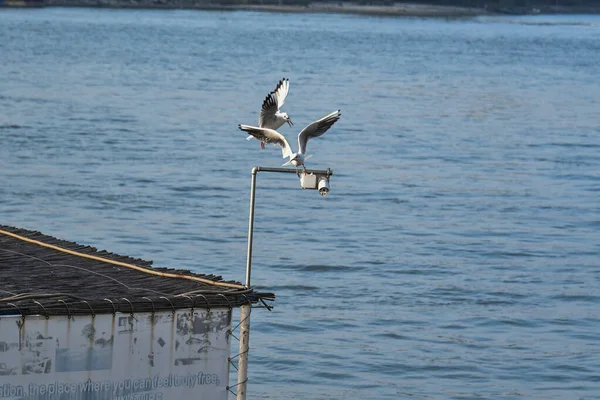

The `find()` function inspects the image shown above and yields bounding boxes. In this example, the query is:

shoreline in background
[2,1,600,17]
[68,2,488,17]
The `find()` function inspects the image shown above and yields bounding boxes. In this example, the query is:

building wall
[0,309,231,400]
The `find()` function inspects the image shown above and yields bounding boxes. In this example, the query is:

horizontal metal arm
[254,166,333,176]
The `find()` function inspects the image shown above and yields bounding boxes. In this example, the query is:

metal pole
[245,166,258,288]
[237,166,258,400]
[236,304,251,400]
[254,166,333,176]
[235,166,332,400]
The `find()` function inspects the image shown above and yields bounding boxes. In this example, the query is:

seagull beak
[287,118,293,127]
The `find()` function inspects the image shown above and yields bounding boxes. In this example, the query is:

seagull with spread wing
[239,110,341,176]
[247,78,293,149]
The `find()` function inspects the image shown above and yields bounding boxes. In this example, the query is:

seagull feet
[261,141,265,149]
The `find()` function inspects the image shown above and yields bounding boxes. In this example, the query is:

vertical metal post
[236,304,251,400]
[237,166,258,400]
[245,167,258,288]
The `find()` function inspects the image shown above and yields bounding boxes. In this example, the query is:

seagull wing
[259,78,290,128]
[272,77,290,109]
[297,110,341,155]
[239,124,292,158]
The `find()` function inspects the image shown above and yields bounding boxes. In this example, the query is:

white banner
[0,309,231,400]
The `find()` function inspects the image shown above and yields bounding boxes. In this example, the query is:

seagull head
[281,113,293,127]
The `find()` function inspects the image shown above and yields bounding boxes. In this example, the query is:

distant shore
[3,0,488,17]
[3,0,600,17]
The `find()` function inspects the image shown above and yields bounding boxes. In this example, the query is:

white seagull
[239,110,341,176]
[247,78,293,149]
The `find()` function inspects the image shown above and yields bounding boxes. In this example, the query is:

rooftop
[0,225,273,316]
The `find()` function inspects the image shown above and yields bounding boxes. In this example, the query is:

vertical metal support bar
[236,303,251,400]
[237,166,258,400]
[245,166,258,288]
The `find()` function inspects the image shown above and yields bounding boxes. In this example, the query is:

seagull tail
[282,159,293,167]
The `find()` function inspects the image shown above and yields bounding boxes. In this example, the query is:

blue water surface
[1,8,599,399]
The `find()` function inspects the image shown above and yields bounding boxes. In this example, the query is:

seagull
[239,110,341,176]
[247,78,293,149]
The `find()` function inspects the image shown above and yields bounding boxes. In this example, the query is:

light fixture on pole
[236,166,333,400]
[299,170,332,196]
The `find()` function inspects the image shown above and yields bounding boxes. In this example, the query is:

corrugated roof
[0,225,274,316]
